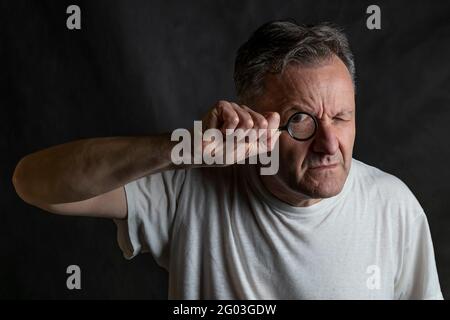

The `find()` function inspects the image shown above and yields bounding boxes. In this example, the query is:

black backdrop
[1,0,449,299]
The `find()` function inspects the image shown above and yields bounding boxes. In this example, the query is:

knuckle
[239,112,252,126]
[216,100,231,111]
[258,118,268,128]
[216,100,229,106]
[271,112,281,121]
[230,102,241,110]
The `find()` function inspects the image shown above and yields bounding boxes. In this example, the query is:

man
[12,21,443,299]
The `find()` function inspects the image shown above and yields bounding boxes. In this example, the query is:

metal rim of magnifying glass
[279,111,318,141]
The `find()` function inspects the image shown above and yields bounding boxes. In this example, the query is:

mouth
[309,163,339,170]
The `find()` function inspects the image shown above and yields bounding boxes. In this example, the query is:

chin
[308,183,344,198]
[290,166,348,198]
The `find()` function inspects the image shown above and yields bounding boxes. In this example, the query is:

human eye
[333,111,352,122]
[290,114,305,123]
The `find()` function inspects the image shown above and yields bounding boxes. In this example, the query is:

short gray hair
[234,20,356,102]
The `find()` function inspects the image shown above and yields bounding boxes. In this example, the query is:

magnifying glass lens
[288,113,316,140]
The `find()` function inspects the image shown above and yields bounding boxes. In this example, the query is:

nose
[311,122,339,155]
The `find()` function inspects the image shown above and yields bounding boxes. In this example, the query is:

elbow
[12,157,59,214]
[12,157,35,206]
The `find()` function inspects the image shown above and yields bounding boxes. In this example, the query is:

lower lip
[310,164,339,170]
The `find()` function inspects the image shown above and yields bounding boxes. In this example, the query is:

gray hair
[233,20,356,102]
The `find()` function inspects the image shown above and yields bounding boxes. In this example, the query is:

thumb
[260,112,281,152]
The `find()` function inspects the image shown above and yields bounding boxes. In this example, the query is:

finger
[261,112,281,150]
[239,105,269,146]
[217,101,240,134]
[230,103,254,130]
[262,111,280,129]
[240,105,268,130]
[268,129,281,151]
[204,107,219,131]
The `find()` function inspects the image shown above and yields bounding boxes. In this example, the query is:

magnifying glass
[278,111,318,141]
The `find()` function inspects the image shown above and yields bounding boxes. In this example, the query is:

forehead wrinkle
[316,70,355,119]
[259,59,355,118]
[322,82,337,118]
[282,67,323,116]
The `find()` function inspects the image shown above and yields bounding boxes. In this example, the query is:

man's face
[253,55,356,198]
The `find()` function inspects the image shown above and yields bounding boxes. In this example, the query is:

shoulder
[351,158,425,220]
[352,159,410,193]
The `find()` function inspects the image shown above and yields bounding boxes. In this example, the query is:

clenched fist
[194,100,281,166]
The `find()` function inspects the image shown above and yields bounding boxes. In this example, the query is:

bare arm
[12,101,279,220]
[12,135,177,219]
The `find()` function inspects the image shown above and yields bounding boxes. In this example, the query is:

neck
[258,169,322,207]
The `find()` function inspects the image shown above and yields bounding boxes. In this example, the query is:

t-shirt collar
[244,159,355,218]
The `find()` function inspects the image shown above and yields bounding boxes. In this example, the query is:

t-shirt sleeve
[113,169,188,270]
[394,211,443,300]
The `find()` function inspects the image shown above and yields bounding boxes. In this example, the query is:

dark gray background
[1,0,449,299]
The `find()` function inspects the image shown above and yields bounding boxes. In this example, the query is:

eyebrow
[284,105,353,117]
[334,110,354,117]
[284,104,315,115]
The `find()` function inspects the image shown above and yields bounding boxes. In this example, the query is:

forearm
[12,134,177,204]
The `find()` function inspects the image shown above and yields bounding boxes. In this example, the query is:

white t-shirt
[115,158,443,299]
